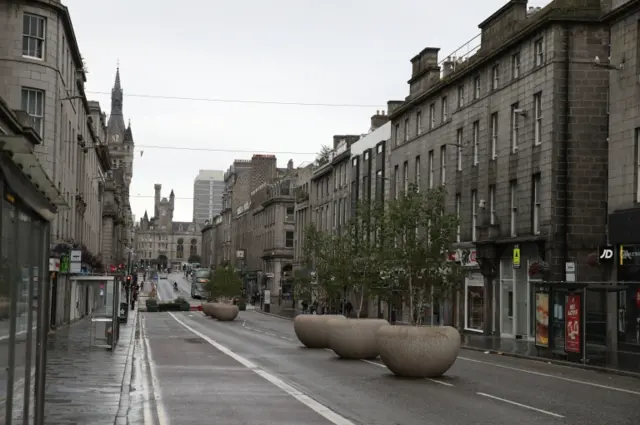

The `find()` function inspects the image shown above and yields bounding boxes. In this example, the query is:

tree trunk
[408,275,415,326]
[357,286,364,319]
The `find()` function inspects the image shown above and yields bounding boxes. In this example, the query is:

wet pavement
[44,311,137,425]
[137,312,337,425]
[133,309,640,425]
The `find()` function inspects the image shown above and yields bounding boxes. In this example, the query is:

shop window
[27,220,44,419]
[465,274,484,331]
[507,290,514,318]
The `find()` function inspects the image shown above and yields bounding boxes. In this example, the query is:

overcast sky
[64,0,547,222]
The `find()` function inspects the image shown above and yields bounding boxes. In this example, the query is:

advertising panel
[535,292,549,347]
[565,293,581,353]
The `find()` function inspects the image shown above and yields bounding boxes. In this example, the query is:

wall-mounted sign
[70,250,82,262]
[512,245,521,269]
[49,258,60,272]
[598,246,614,263]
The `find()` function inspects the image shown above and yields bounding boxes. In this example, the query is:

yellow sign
[513,245,521,268]
[620,245,624,265]
[5,193,15,204]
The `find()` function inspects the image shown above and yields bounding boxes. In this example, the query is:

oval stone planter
[212,303,239,321]
[202,302,215,318]
[293,314,346,349]
[328,318,389,359]
[376,325,461,378]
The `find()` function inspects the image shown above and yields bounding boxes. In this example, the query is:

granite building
[388,0,610,339]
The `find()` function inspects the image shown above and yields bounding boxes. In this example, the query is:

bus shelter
[532,281,628,367]
[69,275,122,350]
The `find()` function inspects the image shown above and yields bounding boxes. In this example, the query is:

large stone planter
[202,302,215,317]
[293,314,346,348]
[328,318,389,359]
[212,303,239,321]
[376,325,460,378]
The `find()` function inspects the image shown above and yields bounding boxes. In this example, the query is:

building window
[492,64,500,90]
[404,118,409,142]
[471,190,477,241]
[21,88,44,135]
[474,76,481,100]
[403,161,409,192]
[415,156,421,187]
[333,201,338,228]
[286,205,294,222]
[510,180,518,237]
[285,231,294,248]
[532,173,541,235]
[458,85,465,108]
[489,184,496,225]
[534,92,542,146]
[440,145,447,185]
[416,110,422,135]
[375,170,383,200]
[429,103,435,129]
[364,151,369,160]
[394,165,399,199]
[472,121,479,166]
[455,193,461,242]
[456,128,463,171]
[394,123,400,146]
[534,38,544,66]
[490,112,498,160]
[22,14,45,59]
[442,96,448,122]
[511,103,520,153]
[511,52,520,79]
[428,150,434,189]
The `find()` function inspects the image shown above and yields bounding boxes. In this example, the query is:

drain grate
[184,338,205,344]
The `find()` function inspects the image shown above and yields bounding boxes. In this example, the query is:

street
[155,272,194,302]
[135,308,640,425]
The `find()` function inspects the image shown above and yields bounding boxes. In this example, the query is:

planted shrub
[236,300,246,311]
[157,302,182,312]
[146,298,158,312]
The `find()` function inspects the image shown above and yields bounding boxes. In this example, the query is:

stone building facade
[135,185,201,268]
[388,0,610,338]
[201,214,223,268]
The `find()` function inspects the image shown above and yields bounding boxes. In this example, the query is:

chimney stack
[370,110,389,131]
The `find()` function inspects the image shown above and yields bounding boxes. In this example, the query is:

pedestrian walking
[345,301,353,318]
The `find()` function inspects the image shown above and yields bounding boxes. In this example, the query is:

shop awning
[0,135,68,208]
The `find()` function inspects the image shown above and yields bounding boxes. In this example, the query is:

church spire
[111,64,123,116]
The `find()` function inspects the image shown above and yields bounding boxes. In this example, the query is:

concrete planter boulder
[328,318,389,360]
[376,325,461,378]
[211,303,239,321]
[293,314,346,349]
[202,302,215,317]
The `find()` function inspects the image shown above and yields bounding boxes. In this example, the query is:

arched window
[190,238,197,256]
[176,238,184,259]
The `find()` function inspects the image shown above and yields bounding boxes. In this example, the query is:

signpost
[565,293,581,353]
[512,245,520,269]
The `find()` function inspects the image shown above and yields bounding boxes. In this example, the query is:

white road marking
[477,392,564,418]
[361,359,454,387]
[265,332,277,337]
[459,356,640,396]
[141,317,170,425]
[281,336,294,341]
[169,313,356,425]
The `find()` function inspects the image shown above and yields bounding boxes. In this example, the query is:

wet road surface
[135,310,640,425]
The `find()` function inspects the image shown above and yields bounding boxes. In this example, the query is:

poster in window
[565,293,581,353]
[535,292,549,347]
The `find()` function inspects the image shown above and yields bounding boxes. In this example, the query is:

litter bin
[119,302,129,323]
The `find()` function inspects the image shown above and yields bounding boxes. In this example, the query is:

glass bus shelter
[69,275,122,350]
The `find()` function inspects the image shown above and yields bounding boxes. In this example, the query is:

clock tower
[106,66,126,144]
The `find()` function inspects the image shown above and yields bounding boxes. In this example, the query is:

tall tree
[208,265,242,302]
[384,184,464,325]
[314,145,332,166]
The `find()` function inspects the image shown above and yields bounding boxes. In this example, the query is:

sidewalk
[43,311,138,425]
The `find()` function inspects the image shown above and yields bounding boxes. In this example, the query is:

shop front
[498,243,545,340]
[0,101,67,423]
[614,245,640,353]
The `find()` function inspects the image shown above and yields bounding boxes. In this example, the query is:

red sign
[565,294,581,353]
[636,288,640,308]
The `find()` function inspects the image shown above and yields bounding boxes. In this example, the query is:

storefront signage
[535,292,549,347]
[447,249,477,267]
[512,245,521,269]
[565,293,581,353]
[619,245,640,265]
[598,246,614,263]
[635,288,640,308]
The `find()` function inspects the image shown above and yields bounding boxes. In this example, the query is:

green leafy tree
[384,184,465,325]
[314,145,332,167]
[344,199,387,317]
[188,254,201,263]
[207,265,242,302]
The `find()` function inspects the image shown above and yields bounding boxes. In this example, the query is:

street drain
[184,338,205,344]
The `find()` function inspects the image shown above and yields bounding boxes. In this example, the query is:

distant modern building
[193,170,224,225]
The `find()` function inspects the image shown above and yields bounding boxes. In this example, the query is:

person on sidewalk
[131,287,138,310]
[345,301,353,318]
